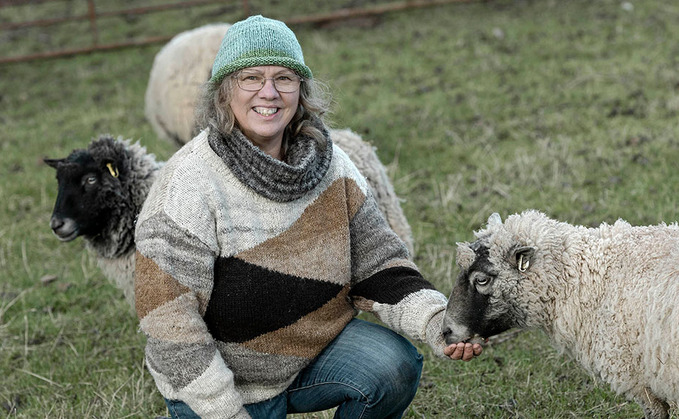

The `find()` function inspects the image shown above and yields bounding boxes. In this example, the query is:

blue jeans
[164,318,423,418]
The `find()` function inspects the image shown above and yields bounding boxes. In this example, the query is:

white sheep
[145,23,229,146]
[144,23,414,254]
[442,210,678,419]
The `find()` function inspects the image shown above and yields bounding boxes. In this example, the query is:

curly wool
[472,210,679,418]
[73,136,162,309]
[85,137,161,258]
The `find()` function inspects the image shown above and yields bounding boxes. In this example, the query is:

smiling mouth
[253,107,279,116]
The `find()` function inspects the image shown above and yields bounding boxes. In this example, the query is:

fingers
[443,342,462,357]
[443,342,483,361]
[473,343,483,356]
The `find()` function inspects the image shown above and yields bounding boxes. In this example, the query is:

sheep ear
[456,242,476,270]
[44,158,63,169]
[512,246,535,272]
[487,212,502,227]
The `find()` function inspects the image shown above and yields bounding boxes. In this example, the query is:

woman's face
[230,66,300,157]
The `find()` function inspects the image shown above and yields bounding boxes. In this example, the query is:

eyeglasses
[234,72,303,93]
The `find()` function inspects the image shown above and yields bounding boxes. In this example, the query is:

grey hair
[194,72,332,147]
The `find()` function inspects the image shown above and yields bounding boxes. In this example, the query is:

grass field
[1,0,678,417]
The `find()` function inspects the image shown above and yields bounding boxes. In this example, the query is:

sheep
[144,23,414,254]
[441,210,678,419]
[144,23,229,147]
[44,135,162,310]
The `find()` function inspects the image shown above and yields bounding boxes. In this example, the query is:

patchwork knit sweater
[134,125,448,418]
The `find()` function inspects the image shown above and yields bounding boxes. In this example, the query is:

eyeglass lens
[237,73,301,93]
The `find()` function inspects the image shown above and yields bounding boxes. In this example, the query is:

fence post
[87,0,99,46]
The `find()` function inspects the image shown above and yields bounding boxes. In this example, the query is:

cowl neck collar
[208,119,333,202]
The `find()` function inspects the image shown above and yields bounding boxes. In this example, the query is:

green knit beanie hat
[210,15,313,85]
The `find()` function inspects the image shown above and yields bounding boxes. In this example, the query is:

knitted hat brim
[210,57,313,85]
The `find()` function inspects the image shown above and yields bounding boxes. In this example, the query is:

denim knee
[343,323,423,416]
[367,339,423,404]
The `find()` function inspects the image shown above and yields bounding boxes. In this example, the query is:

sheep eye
[84,175,97,185]
[472,272,491,287]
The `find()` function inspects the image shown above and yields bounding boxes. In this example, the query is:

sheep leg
[634,387,669,419]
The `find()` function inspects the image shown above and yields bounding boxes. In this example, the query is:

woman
[134,15,481,419]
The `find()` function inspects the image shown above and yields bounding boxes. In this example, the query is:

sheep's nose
[50,217,64,231]
[442,327,452,340]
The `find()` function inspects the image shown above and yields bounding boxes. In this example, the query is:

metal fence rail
[0,0,478,64]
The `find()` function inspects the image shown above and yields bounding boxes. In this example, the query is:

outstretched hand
[443,342,483,361]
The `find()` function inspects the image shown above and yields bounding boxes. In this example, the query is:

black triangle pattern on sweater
[204,256,344,343]
[349,266,435,304]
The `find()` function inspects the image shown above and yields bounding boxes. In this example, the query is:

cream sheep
[442,210,678,419]
[144,23,414,255]
[145,23,229,146]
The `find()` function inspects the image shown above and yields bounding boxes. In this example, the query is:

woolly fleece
[448,210,678,419]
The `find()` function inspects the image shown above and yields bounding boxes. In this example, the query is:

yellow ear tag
[518,254,529,272]
[106,163,119,178]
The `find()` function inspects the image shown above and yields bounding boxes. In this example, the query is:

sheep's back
[330,129,414,256]
[561,221,679,402]
[625,224,679,403]
[145,23,230,145]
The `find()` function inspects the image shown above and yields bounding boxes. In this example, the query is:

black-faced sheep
[442,210,678,419]
[45,135,162,310]
[144,23,414,254]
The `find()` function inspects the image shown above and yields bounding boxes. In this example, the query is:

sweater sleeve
[347,190,448,354]
[135,209,250,419]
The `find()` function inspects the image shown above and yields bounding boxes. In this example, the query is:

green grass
[2,0,679,417]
